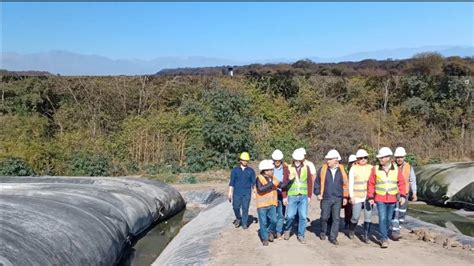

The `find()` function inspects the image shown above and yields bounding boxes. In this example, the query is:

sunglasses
[357,157,368,160]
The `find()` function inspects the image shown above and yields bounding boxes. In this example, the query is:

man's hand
[350,198,355,204]
[308,197,311,203]
[283,198,288,206]
[227,192,232,203]
[317,195,322,201]
[400,197,406,206]
[369,199,375,205]
[343,198,348,206]
[252,192,256,200]
[412,193,418,202]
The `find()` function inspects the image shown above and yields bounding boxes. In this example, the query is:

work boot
[391,232,401,241]
[362,222,371,243]
[319,233,326,240]
[234,219,241,228]
[297,236,306,244]
[268,233,274,242]
[329,239,339,246]
[283,231,290,240]
[348,222,356,239]
[262,240,269,246]
[380,240,388,248]
[276,233,282,240]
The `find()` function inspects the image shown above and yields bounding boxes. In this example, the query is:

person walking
[282,149,313,244]
[391,146,418,240]
[367,147,406,248]
[255,159,282,246]
[347,149,373,243]
[314,149,349,245]
[343,154,357,231]
[271,149,290,239]
[228,152,256,230]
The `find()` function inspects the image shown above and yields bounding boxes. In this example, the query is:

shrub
[69,154,111,176]
[0,157,35,176]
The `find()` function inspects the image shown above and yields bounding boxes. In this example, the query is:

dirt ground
[192,185,474,266]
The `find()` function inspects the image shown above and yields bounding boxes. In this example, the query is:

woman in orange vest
[255,159,290,246]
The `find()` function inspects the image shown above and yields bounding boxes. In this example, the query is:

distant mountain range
[2,46,472,76]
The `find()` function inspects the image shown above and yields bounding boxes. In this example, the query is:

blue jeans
[276,199,285,234]
[284,195,308,238]
[376,202,396,241]
[257,206,277,241]
[232,193,251,227]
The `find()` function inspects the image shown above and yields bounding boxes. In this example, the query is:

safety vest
[256,175,278,208]
[399,162,411,193]
[352,164,373,199]
[319,164,349,199]
[375,164,399,196]
[287,165,308,196]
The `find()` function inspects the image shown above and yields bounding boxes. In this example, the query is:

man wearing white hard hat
[348,149,374,243]
[271,149,289,239]
[367,147,406,248]
[255,159,290,246]
[391,146,418,240]
[282,149,313,244]
[314,149,349,245]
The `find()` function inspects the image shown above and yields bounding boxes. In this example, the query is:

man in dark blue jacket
[314,149,349,245]
[228,152,256,229]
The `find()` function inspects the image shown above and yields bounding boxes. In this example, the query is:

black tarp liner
[0,176,185,265]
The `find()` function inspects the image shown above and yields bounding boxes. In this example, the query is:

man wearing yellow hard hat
[228,152,256,229]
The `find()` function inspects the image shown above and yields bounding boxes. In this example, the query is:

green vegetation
[1,54,472,177]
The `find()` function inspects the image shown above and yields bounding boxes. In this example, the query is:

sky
[2,2,473,61]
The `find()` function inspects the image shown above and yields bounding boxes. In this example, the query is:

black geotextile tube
[0,176,185,265]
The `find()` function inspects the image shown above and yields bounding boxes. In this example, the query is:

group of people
[227,146,417,248]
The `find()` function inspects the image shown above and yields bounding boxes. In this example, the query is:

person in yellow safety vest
[344,154,357,231]
[282,149,313,244]
[367,147,406,248]
[391,146,418,240]
[255,159,290,246]
[348,149,373,243]
[314,149,349,246]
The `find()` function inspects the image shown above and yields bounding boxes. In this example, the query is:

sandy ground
[206,193,474,266]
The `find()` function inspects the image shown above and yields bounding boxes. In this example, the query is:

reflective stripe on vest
[375,164,399,196]
[401,162,411,193]
[287,166,308,196]
[320,164,349,199]
[256,175,278,208]
[352,164,373,199]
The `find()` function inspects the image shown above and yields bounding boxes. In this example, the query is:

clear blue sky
[2,2,473,60]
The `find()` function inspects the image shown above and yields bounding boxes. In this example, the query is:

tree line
[1,53,472,176]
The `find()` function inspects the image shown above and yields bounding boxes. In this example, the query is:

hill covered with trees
[1,53,472,177]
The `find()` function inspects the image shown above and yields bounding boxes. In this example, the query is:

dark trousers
[320,197,342,240]
[344,201,352,227]
[232,193,251,226]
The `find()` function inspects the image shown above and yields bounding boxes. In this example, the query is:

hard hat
[239,152,250,161]
[299,147,307,155]
[271,149,284,161]
[259,159,274,171]
[325,149,341,160]
[376,147,393,158]
[292,149,305,161]
[356,149,369,158]
[394,147,407,157]
[348,154,357,163]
